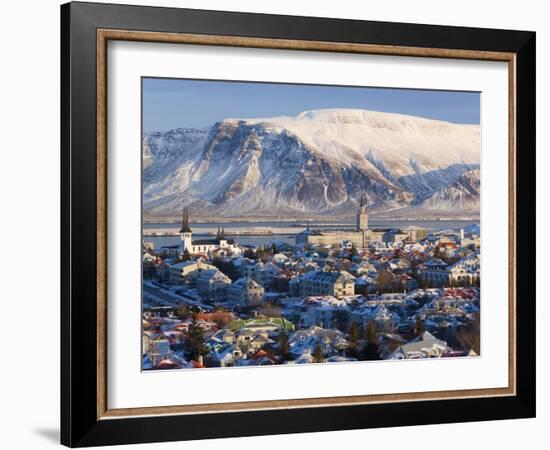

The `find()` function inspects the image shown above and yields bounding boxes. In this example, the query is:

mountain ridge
[143,108,480,219]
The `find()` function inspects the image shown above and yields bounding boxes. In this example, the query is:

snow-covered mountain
[417,168,480,212]
[143,108,480,219]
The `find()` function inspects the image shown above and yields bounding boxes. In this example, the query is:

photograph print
[141,78,481,371]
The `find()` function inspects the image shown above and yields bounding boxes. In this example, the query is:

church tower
[216,224,227,246]
[356,194,369,231]
[179,207,193,255]
[356,194,369,248]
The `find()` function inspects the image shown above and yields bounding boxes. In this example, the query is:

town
[142,201,481,370]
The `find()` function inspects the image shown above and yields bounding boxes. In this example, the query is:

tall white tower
[356,194,369,248]
[179,207,193,255]
[356,194,369,231]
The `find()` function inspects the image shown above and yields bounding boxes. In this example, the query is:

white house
[389,331,450,359]
[196,269,232,302]
[289,326,348,359]
[227,278,265,307]
[169,259,218,285]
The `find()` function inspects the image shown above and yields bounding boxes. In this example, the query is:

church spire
[356,194,368,233]
[220,224,225,239]
[179,207,192,233]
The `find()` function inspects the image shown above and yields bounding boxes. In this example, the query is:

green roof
[228,318,295,331]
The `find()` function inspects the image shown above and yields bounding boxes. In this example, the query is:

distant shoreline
[143,217,480,225]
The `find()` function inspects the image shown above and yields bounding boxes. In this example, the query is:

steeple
[179,207,192,233]
[359,193,368,211]
[356,194,368,233]
[216,225,221,239]
[220,224,225,240]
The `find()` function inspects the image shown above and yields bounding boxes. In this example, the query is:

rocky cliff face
[143,109,480,219]
[417,169,480,212]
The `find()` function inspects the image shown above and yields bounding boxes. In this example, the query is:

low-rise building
[175,318,218,334]
[389,331,450,359]
[240,261,281,288]
[418,258,450,286]
[196,269,232,302]
[159,245,180,257]
[227,278,265,307]
[169,259,218,285]
[290,270,356,297]
[418,254,480,287]
[289,326,349,359]
[142,331,174,367]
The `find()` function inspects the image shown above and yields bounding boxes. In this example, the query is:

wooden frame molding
[97,29,516,61]
[96,28,517,420]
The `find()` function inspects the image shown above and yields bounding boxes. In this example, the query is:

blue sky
[142,77,480,133]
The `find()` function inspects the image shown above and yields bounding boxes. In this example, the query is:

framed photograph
[61,1,536,447]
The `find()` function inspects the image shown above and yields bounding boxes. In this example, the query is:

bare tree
[455,313,480,354]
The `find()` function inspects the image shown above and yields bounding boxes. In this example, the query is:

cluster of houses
[143,284,479,368]
[142,206,481,370]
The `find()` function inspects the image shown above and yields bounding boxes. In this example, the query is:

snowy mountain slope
[143,109,480,218]
[417,168,480,211]
[143,128,208,203]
